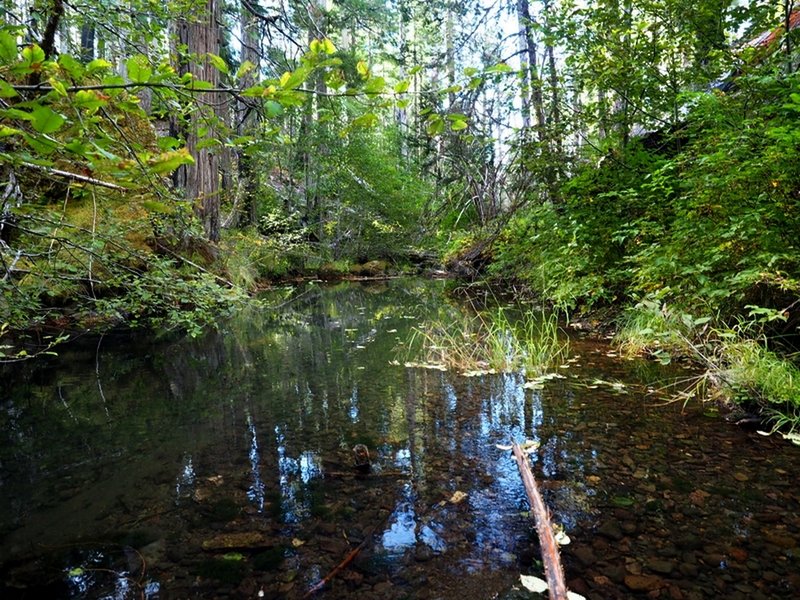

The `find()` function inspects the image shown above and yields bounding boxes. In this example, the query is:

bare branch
[19,163,128,190]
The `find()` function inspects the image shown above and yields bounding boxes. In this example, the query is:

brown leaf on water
[688,489,710,506]
[449,490,468,504]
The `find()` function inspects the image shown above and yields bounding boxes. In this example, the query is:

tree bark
[175,1,222,242]
[232,0,262,228]
[80,23,95,62]
[517,0,545,137]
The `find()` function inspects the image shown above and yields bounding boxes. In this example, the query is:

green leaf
[196,137,221,150]
[0,31,17,65]
[315,57,343,69]
[463,67,478,77]
[450,119,468,131]
[126,55,152,83]
[142,200,173,214]
[426,116,444,136]
[74,90,106,111]
[265,100,284,118]
[0,79,18,99]
[223,552,245,561]
[321,38,337,54]
[236,60,256,79]
[280,67,309,90]
[21,44,45,69]
[187,79,214,90]
[207,53,229,75]
[352,113,378,128]
[30,105,65,134]
[23,133,58,155]
[394,80,410,94]
[157,136,181,151]
[242,85,265,97]
[363,76,385,95]
[0,125,23,138]
[64,139,90,156]
[58,54,83,79]
[99,74,126,97]
[148,148,194,174]
[611,496,635,507]
[86,58,112,74]
[356,61,369,78]
[48,77,67,97]
[485,63,513,74]
[274,90,305,107]
[0,107,33,121]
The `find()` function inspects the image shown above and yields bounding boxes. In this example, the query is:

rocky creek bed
[1,279,798,599]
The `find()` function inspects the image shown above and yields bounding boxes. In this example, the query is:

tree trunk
[80,23,95,62]
[445,4,456,109]
[517,0,545,137]
[233,0,262,228]
[516,0,532,132]
[176,1,222,242]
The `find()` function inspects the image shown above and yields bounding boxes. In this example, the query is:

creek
[0,279,798,599]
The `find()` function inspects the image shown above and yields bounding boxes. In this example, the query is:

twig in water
[512,442,568,600]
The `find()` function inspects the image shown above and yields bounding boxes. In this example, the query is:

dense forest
[1,0,799,425]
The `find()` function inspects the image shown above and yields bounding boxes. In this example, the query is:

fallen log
[512,442,568,600]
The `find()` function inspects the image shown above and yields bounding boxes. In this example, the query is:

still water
[1,279,798,599]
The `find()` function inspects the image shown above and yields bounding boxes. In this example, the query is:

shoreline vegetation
[2,2,800,433]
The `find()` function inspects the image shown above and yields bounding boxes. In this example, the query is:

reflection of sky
[480,373,539,444]
[246,413,266,512]
[382,484,445,554]
[275,425,323,522]
[349,385,359,422]
[175,454,195,504]
[65,548,161,599]
[394,447,411,469]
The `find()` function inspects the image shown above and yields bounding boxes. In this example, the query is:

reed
[407,307,569,376]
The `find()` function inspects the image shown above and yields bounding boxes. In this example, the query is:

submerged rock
[624,574,663,592]
[201,532,271,551]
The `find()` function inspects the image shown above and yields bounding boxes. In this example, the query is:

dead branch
[20,162,128,191]
[303,509,392,598]
[302,533,371,598]
[154,241,234,288]
[512,442,568,600]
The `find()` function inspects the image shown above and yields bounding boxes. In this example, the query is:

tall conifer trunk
[175,0,222,242]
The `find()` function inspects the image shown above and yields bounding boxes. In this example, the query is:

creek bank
[442,249,790,433]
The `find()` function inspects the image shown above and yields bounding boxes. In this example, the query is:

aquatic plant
[718,336,800,431]
[406,307,569,377]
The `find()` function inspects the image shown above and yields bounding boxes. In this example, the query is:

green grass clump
[408,307,569,376]
[719,338,800,431]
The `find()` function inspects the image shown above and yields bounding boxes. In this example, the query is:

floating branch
[512,442,568,600]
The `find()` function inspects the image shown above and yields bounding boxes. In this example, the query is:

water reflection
[0,280,798,600]
[382,483,446,554]
[246,413,265,512]
[175,453,196,504]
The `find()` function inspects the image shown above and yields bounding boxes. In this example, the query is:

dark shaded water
[1,279,798,599]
